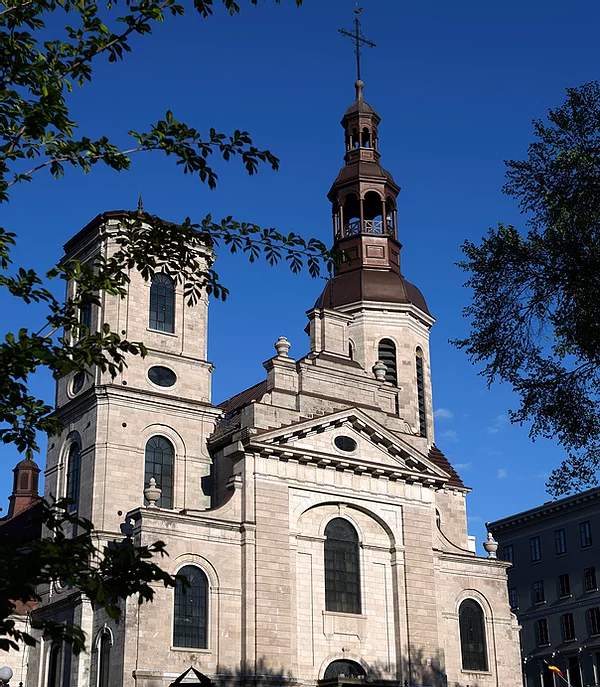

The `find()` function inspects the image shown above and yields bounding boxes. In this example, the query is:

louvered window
[377,339,397,385]
[173,566,208,648]
[459,599,488,671]
[144,436,174,509]
[324,518,361,614]
[149,273,175,333]
[416,350,427,436]
[66,443,81,512]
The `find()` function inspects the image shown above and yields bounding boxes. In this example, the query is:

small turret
[7,458,41,518]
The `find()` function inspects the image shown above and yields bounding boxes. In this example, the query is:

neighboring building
[489,487,600,687]
[0,458,44,687]
[8,79,522,687]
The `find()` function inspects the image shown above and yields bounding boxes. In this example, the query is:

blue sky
[2,0,599,549]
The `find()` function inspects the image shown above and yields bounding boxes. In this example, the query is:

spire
[137,195,144,217]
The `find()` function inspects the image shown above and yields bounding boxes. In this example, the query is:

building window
[536,618,549,646]
[377,339,397,385]
[562,612,576,641]
[542,664,556,687]
[415,349,427,436]
[149,273,175,333]
[508,587,518,609]
[97,631,111,687]
[323,661,366,680]
[144,436,174,509]
[324,518,361,614]
[459,599,488,671]
[585,567,597,592]
[555,528,567,555]
[173,565,208,648]
[580,521,593,549]
[502,544,514,564]
[590,607,600,636]
[65,443,81,512]
[558,573,571,598]
[567,657,582,687]
[47,645,62,687]
[533,580,545,604]
[530,536,541,562]
[80,302,92,332]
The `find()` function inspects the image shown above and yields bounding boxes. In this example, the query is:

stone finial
[372,360,387,381]
[120,516,134,538]
[483,531,499,558]
[137,195,144,217]
[274,336,291,358]
[144,477,161,508]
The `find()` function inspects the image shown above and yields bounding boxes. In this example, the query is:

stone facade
[17,82,522,687]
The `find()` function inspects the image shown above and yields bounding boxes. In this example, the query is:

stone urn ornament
[483,532,499,558]
[274,336,291,358]
[144,477,162,508]
[373,360,387,381]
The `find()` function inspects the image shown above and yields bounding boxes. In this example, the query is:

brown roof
[0,500,43,539]
[218,380,267,414]
[316,271,430,315]
[427,445,466,489]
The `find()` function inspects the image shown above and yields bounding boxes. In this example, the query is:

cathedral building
[17,79,522,687]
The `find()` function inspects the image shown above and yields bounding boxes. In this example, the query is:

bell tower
[328,79,402,282]
[312,76,436,446]
[44,210,221,538]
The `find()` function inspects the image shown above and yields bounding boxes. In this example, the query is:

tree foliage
[0,0,329,651]
[455,81,600,496]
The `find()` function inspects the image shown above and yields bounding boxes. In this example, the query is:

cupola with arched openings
[320,80,428,315]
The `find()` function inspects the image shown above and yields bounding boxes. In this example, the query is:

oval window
[334,435,357,453]
[72,372,85,395]
[148,366,177,388]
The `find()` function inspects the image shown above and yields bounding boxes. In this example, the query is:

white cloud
[454,462,471,470]
[486,414,508,435]
[467,515,482,524]
[497,468,508,479]
[440,430,458,443]
[434,408,454,419]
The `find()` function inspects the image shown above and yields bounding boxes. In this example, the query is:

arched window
[459,599,488,671]
[348,340,355,361]
[97,631,111,687]
[323,660,366,680]
[173,565,209,648]
[416,348,427,436]
[66,443,81,512]
[378,339,397,385]
[47,645,62,687]
[144,436,174,509]
[149,273,175,333]
[324,518,361,614]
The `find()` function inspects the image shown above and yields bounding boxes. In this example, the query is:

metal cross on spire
[338,5,376,82]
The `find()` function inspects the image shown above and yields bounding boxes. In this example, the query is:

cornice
[489,486,600,534]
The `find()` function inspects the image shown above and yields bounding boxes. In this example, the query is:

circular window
[334,435,357,453]
[72,372,85,395]
[148,366,177,388]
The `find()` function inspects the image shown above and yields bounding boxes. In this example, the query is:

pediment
[248,408,451,486]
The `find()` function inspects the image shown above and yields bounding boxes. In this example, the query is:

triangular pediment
[248,408,452,486]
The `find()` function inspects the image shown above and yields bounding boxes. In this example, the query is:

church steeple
[319,80,428,315]
[329,79,401,261]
